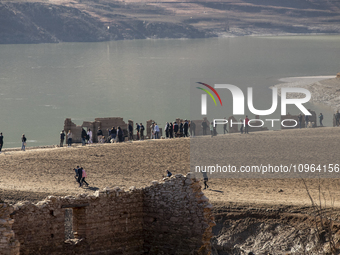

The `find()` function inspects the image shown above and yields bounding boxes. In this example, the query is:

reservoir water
[0,35,339,148]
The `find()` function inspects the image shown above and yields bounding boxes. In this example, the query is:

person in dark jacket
[128,123,133,141]
[184,120,189,137]
[21,134,27,151]
[81,128,87,146]
[140,123,145,140]
[0,132,3,153]
[190,121,196,137]
[169,123,173,138]
[173,122,179,137]
[118,127,123,142]
[135,123,140,140]
[77,167,83,187]
[319,113,324,126]
[201,120,208,135]
[97,128,103,143]
[60,130,65,147]
[298,113,303,129]
[179,122,184,137]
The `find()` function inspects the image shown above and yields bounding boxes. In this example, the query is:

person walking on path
[60,130,65,147]
[21,134,27,151]
[203,177,209,189]
[210,122,214,137]
[0,132,3,153]
[81,168,89,187]
[67,130,72,147]
[77,167,83,187]
[140,123,145,140]
[319,113,324,126]
[244,116,249,134]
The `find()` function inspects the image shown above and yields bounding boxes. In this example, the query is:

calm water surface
[0,35,339,148]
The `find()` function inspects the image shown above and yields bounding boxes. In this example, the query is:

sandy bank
[1,128,340,210]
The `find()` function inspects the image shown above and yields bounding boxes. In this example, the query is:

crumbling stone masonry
[0,203,20,255]
[1,174,214,255]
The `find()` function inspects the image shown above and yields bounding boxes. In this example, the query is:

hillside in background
[1,0,340,43]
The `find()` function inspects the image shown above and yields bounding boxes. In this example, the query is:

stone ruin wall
[0,203,20,255]
[1,174,214,255]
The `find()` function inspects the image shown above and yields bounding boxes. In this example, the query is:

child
[166,170,172,177]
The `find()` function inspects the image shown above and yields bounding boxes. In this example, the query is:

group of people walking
[73,166,89,187]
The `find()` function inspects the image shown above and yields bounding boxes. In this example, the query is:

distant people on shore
[87,128,93,144]
[244,116,249,134]
[169,122,173,138]
[165,122,169,138]
[184,120,189,137]
[239,118,244,134]
[173,122,178,137]
[81,128,87,146]
[201,120,208,135]
[140,123,145,140]
[319,113,324,126]
[154,123,160,139]
[136,123,140,140]
[305,114,309,128]
[223,117,228,134]
[110,126,116,143]
[190,121,196,137]
[150,122,155,139]
[21,134,26,151]
[0,132,3,154]
[97,128,103,143]
[129,123,133,141]
[67,130,72,147]
[336,111,340,126]
[298,113,303,129]
[60,130,65,147]
[118,126,123,142]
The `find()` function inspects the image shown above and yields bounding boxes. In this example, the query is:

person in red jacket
[244,116,249,134]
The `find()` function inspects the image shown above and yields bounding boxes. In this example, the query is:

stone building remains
[1,174,214,255]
